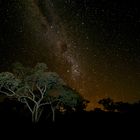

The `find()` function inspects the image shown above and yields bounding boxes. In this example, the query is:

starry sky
[0,0,140,109]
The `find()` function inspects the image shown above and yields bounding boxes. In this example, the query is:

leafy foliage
[34,63,48,72]
[0,72,21,95]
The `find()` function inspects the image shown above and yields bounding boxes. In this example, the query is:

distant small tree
[98,98,115,112]
[114,101,132,113]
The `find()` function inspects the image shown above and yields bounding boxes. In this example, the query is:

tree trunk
[35,106,38,123]
[32,106,39,123]
[32,112,35,123]
[52,107,55,122]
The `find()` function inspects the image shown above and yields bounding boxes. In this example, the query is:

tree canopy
[0,62,86,123]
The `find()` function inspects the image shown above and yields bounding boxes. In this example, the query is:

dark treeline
[0,96,140,138]
[1,96,140,124]
[95,97,140,113]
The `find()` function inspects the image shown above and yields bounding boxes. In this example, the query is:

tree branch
[28,88,35,100]
[39,102,50,107]
[43,85,47,94]
[18,95,38,105]
[0,90,15,97]
[24,98,33,113]
[7,88,16,95]
[36,84,43,95]
[36,84,45,104]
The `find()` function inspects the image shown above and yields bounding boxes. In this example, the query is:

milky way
[34,0,83,87]
[0,0,140,109]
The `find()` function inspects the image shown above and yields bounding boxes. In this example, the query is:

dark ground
[0,98,139,138]
[0,107,139,138]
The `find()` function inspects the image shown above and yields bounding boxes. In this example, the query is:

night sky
[0,0,140,109]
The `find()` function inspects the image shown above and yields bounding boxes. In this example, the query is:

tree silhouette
[98,98,115,112]
[98,97,140,113]
[42,85,87,122]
